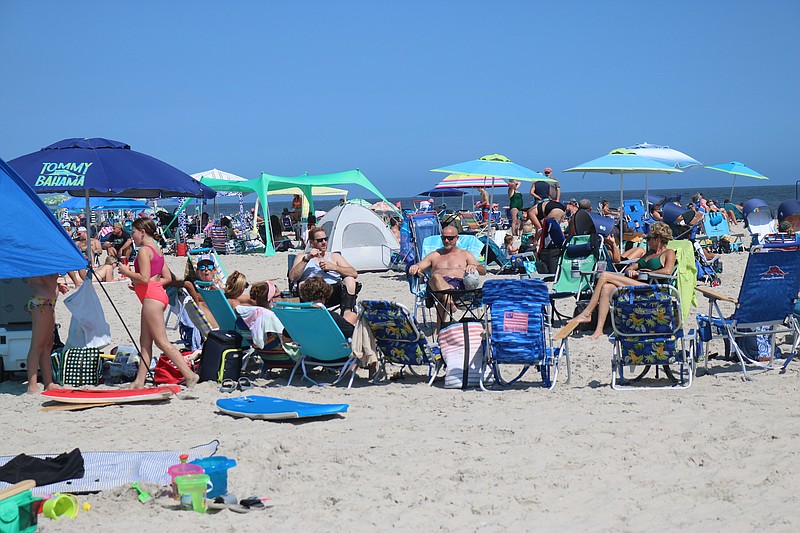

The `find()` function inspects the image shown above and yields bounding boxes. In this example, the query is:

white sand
[2,240,799,532]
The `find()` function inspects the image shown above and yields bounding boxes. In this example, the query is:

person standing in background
[507,179,524,236]
[25,274,68,393]
[543,167,561,202]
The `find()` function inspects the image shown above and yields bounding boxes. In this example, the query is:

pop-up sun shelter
[1,157,86,279]
[201,169,392,255]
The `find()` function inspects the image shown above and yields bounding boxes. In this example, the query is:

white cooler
[0,326,33,372]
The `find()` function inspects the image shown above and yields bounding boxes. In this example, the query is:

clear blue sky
[2,0,798,197]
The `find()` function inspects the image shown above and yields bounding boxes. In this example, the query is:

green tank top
[637,251,666,271]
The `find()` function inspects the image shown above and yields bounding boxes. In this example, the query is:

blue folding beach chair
[610,284,695,390]
[358,300,442,384]
[399,211,441,269]
[410,233,485,326]
[696,245,800,379]
[480,278,571,390]
[702,212,742,253]
[272,302,358,387]
[197,284,296,373]
[623,199,651,234]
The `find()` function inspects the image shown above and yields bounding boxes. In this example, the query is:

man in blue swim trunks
[408,225,486,326]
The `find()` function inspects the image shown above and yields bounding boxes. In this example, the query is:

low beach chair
[411,234,485,326]
[477,235,535,274]
[458,211,484,234]
[610,284,695,390]
[272,302,358,387]
[358,300,442,384]
[481,278,571,390]
[196,284,295,374]
[696,245,800,378]
[550,234,605,321]
[702,212,742,253]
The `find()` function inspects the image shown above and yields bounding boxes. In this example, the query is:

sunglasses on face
[314,237,328,243]
[197,265,214,272]
[441,235,457,241]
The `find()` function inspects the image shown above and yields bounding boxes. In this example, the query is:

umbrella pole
[485,178,494,262]
[619,173,625,243]
[85,190,93,271]
[730,176,737,203]
[645,174,649,214]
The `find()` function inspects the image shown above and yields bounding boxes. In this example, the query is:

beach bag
[438,322,487,389]
[154,352,197,385]
[51,348,103,387]
[198,330,243,383]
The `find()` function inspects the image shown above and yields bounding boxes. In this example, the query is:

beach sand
[2,242,799,532]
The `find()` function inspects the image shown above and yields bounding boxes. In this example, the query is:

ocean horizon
[145,182,799,218]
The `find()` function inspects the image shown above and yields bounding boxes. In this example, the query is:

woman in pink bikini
[118,219,199,388]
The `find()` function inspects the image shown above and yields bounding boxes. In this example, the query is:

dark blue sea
[161,183,799,218]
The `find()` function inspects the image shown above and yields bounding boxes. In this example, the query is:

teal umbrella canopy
[431,153,552,181]
[705,161,768,180]
[564,149,683,236]
[564,150,683,174]
[705,161,768,202]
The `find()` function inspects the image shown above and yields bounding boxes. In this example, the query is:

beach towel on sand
[0,441,218,496]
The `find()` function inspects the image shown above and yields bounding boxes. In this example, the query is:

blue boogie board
[216,395,349,420]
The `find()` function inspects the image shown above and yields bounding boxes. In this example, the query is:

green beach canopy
[201,169,390,255]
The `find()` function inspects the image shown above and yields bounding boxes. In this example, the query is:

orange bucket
[176,243,188,256]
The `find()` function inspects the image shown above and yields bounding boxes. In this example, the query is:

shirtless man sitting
[408,225,486,325]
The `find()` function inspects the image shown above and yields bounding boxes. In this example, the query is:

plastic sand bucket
[168,463,205,484]
[189,456,236,498]
[174,474,212,513]
[42,493,78,520]
[176,243,187,256]
[168,463,205,499]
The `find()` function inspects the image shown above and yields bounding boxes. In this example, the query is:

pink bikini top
[133,244,165,279]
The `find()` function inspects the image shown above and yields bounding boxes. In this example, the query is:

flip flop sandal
[220,379,237,393]
[237,377,254,391]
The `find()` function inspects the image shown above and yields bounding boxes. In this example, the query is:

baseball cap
[197,258,215,268]
[77,226,87,233]
[544,167,552,173]
[569,197,577,204]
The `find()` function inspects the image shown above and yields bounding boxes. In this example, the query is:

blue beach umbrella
[704,161,768,203]
[564,149,683,237]
[10,137,215,267]
[9,138,216,199]
[417,187,467,198]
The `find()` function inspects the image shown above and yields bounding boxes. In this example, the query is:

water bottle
[571,259,580,278]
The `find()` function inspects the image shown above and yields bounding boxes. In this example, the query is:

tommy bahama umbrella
[705,161,768,203]
[10,137,216,267]
[564,149,683,237]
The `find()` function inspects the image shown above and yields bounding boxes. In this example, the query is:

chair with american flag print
[480,278,572,390]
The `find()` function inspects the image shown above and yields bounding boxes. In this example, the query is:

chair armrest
[695,285,737,304]
[553,320,578,340]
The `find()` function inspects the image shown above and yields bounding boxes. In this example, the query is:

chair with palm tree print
[358,300,442,384]
[609,284,695,390]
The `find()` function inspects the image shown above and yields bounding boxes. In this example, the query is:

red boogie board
[42,385,181,404]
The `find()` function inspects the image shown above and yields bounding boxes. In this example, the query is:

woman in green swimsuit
[571,222,676,340]
[508,179,524,236]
